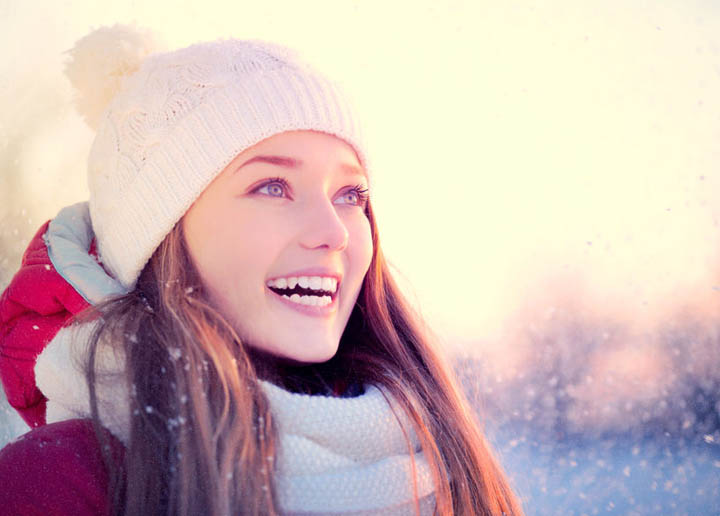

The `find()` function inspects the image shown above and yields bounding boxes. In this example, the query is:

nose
[298,198,349,252]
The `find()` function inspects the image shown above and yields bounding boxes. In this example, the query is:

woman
[0,25,523,515]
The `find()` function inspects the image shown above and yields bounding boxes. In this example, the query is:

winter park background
[1,1,719,514]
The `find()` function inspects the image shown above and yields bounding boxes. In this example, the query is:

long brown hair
[82,199,524,515]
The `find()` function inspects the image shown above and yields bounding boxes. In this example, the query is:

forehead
[233,130,367,180]
[253,130,360,162]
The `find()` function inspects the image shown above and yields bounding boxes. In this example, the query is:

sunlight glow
[1,0,718,354]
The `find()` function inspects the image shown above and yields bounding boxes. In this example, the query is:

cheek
[348,215,374,277]
[201,223,281,285]
[186,218,283,332]
[184,202,282,295]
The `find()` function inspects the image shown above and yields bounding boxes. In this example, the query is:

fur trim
[35,322,131,444]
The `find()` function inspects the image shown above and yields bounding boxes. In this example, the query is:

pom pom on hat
[63,24,164,129]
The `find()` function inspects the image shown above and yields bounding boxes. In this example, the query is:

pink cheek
[244,226,284,255]
[352,220,373,254]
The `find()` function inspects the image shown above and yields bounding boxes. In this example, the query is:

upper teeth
[266,276,338,293]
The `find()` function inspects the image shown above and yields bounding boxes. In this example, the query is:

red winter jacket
[1,202,126,428]
[0,203,126,514]
[0,419,124,515]
[0,220,90,427]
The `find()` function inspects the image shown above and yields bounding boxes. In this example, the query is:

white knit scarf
[34,323,437,515]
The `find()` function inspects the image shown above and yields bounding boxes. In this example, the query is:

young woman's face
[183,130,373,364]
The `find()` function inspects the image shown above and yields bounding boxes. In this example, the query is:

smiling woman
[183,131,374,364]
[0,25,523,516]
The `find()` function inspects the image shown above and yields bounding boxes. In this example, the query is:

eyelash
[254,177,370,206]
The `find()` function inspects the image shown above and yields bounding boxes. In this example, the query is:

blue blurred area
[492,430,720,515]
[452,312,720,515]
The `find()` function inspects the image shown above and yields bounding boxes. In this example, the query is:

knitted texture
[35,324,436,515]
[81,36,368,289]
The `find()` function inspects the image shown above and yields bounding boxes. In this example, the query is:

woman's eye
[337,191,359,205]
[252,180,368,206]
[254,179,289,198]
[335,185,369,206]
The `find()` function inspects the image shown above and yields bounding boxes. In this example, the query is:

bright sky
[1,0,719,355]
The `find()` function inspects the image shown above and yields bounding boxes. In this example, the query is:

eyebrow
[234,155,367,179]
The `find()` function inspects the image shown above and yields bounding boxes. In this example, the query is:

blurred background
[1,1,719,514]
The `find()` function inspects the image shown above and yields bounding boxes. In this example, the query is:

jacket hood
[0,202,124,427]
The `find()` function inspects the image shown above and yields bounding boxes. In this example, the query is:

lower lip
[267,288,338,317]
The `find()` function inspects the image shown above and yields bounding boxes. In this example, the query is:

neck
[246,345,357,397]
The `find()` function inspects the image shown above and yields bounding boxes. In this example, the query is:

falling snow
[1,3,720,515]
[452,313,720,515]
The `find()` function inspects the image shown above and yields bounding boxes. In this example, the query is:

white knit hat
[64,26,368,290]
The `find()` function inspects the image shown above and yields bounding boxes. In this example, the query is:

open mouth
[266,276,339,308]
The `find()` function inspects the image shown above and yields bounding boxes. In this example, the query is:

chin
[247,340,339,367]
[284,345,339,365]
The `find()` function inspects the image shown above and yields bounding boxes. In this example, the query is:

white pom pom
[64,24,163,130]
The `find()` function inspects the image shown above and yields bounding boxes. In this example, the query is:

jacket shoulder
[0,419,125,516]
[0,220,91,427]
